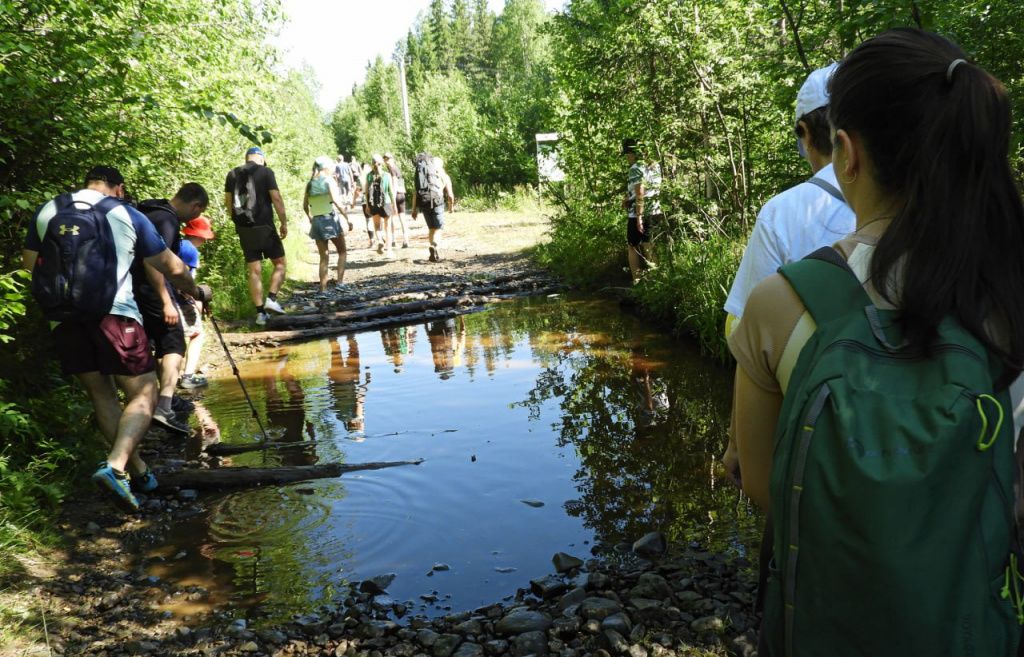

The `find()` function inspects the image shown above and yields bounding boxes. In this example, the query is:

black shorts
[627,213,662,247]
[395,193,406,214]
[54,316,155,376]
[421,205,445,230]
[369,204,391,219]
[141,308,187,358]
[237,224,286,263]
[362,204,371,219]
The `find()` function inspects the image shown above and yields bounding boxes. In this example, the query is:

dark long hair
[829,28,1024,384]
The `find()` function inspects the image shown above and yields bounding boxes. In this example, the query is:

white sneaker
[255,311,269,326]
[264,298,285,314]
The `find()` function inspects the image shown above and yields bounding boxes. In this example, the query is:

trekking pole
[208,314,271,443]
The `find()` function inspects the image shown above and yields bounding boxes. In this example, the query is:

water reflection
[165,295,758,623]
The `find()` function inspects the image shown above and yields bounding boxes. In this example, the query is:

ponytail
[829,28,1024,384]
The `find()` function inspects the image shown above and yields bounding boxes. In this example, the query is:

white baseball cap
[795,62,839,126]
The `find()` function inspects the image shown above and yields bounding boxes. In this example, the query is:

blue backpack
[31,193,121,322]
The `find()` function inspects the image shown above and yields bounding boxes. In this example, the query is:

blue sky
[272,0,565,112]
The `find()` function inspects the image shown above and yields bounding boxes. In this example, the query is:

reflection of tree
[327,335,365,433]
[509,298,760,553]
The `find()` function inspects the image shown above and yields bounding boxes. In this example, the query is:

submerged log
[160,459,424,490]
[265,294,477,330]
[204,440,321,456]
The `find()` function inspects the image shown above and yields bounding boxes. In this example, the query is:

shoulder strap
[804,176,845,203]
[778,247,871,325]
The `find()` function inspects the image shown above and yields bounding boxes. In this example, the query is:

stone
[530,575,568,599]
[557,587,587,612]
[674,591,702,608]
[600,614,632,636]
[227,618,248,635]
[583,619,601,634]
[494,609,552,636]
[629,573,672,601]
[84,521,101,535]
[433,634,462,657]
[587,573,611,590]
[453,643,484,657]
[602,630,629,655]
[730,631,758,657]
[418,630,441,647]
[521,500,545,508]
[238,641,259,653]
[484,639,509,655]
[494,567,517,574]
[360,574,397,595]
[626,646,647,657]
[551,553,584,574]
[259,630,288,644]
[631,532,666,559]
[512,630,548,657]
[177,488,198,501]
[690,616,726,634]
[372,595,395,612]
[578,598,621,621]
[455,619,484,635]
[432,563,451,572]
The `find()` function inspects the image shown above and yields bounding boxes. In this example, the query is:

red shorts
[54,315,155,376]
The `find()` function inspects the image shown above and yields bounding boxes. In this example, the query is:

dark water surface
[151,295,759,623]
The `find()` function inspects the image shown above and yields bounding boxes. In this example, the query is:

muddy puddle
[152,295,759,625]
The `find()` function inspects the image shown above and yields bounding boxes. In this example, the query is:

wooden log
[266,294,478,330]
[159,459,425,489]
[204,440,321,456]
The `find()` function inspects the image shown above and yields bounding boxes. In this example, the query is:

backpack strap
[804,176,845,203]
[778,246,872,326]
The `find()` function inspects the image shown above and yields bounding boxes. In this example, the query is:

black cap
[621,138,639,156]
[84,166,125,187]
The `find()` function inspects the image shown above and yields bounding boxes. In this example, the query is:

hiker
[22,166,209,512]
[133,183,210,433]
[223,146,288,325]
[723,63,855,334]
[334,154,353,217]
[410,153,449,262]
[364,154,397,257]
[383,152,410,248]
[723,29,1024,655]
[178,216,215,389]
[304,155,350,291]
[621,139,662,283]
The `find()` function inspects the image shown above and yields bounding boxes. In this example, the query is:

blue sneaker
[91,462,139,512]
[133,469,158,493]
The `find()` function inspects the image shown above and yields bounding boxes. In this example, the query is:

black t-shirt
[224,161,279,228]
[131,199,181,316]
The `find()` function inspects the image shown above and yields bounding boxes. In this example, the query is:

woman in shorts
[304,156,350,291]
[364,154,397,257]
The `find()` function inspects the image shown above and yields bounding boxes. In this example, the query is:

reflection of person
[380,326,413,371]
[630,348,669,430]
[264,356,316,464]
[426,317,466,380]
[327,336,364,432]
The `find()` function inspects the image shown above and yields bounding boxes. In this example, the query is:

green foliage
[458,185,541,213]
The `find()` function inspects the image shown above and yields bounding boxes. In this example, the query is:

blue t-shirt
[178,239,199,271]
[25,189,167,323]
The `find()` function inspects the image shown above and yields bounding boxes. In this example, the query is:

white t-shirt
[724,163,856,319]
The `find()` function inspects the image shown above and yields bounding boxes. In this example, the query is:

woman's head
[371,154,384,171]
[829,28,1024,382]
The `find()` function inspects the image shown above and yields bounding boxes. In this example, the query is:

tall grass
[458,184,542,213]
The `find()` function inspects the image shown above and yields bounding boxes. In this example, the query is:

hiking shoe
[179,374,208,389]
[133,468,159,493]
[402,242,410,249]
[376,241,385,254]
[428,246,438,262]
[171,395,195,414]
[264,298,285,314]
[152,407,190,434]
[92,462,139,512]
[255,311,268,326]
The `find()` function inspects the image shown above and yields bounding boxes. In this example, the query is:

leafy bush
[458,185,542,213]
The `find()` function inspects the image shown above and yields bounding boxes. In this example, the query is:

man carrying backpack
[22,166,209,513]
[133,183,209,434]
[223,146,288,325]
[410,153,448,262]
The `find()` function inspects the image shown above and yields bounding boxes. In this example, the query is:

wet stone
[627,645,647,657]
[690,615,726,634]
[177,488,198,501]
[530,575,568,599]
[360,574,397,595]
[602,630,629,656]
[484,639,509,655]
[551,553,584,574]
[494,609,552,636]
[512,630,548,657]
[631,532,667,559]
[551,617,580,636]
[433,634,462,657]
[557,587,587,612]
[418,629,441,647]
[579,598,621,621]
[454,619,484,635]
[453,642,484,657]
[629,573,672,601]
[432,563,451,572]
[600,613,632,636]
[520,500,545,508]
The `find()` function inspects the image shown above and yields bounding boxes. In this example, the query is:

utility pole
[395,54,412,139]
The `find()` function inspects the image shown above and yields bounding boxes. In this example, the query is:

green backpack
[761,248,1023,657]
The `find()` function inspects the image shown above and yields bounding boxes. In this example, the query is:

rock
[587,573,611,590]
[557,587,587,612]
[433,563,451,572]
[421,593,439,603]
[143,498,165,512]
[629,573,672,601]
[238,641,259,653]
[259,630,288,644]
[177,488,198,501]
[360,574,397,594]
[372,594,395,612]
[551,553,584,573]
[600,614,632,636]
[631,532,666,559]
[126,640,159,654]
[521,500,545,508]
[690,615,726,634]
[433,634,463,657]
[675,591,703,608]
[512,630,548,656]
[626,645,647,657]
[583,619,602,634]
[551,617,580,636]
[730,631,758,657]
[84,521,101,536]
[602,630,629,655]
[494,567,517,574]
[484,639,509,654]
[578,598,621,621]
[453,643,484,657]
[494,609,553,636]
[455,619,484,635]
[418,629,441,647]
[530,575,568,599]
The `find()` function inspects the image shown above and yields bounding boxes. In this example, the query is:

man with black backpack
[410,153,449,262]
[133,183,209,434]
[22,166,210,513]
[223,146,289,325]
